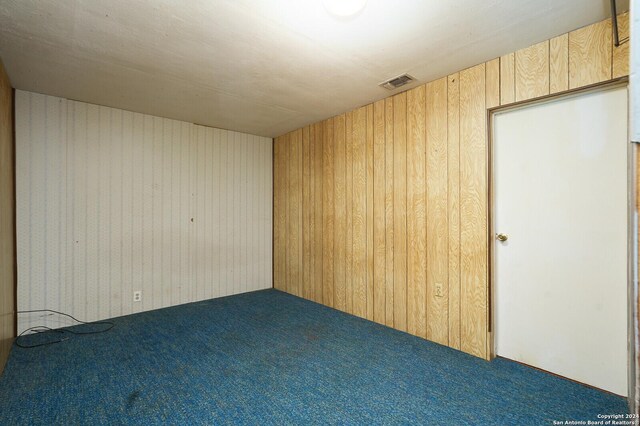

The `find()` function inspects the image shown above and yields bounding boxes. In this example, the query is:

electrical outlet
[133,290,142,302]
[435,283,444,298]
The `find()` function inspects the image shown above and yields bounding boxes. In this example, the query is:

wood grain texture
[273,136,286,291]
[373,100,386,325]
[406,85,427,338]
[515,40,549,101]
[333,114,347,312]
[459,64,488,359]
[302,126,312,299]
[384,97,395,328]
[322,118,335,307]
[447,73,461,350]
[307,125,316,301]
[288,130,303,297]
[500,53,515,105]
[313,123,324,304]
[569,19,612,89]
[485,59,500,109]
[550,34,569,93]
[393,92,407,332]
[366,104,375,322]
[345,112,354,314]
[0,60,14,374]
[426,78,449,345]
[352,106,367,319]
[283,132,292,294]
[613,12,629,79]
[270,15,627,361]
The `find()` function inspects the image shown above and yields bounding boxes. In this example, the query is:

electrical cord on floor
[15,309,115,349]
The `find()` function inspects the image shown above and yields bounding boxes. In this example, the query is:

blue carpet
[0,289,628,425]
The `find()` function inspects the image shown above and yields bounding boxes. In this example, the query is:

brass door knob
[496,233,508,242]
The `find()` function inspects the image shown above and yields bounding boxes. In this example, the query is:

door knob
[496,233,508,242]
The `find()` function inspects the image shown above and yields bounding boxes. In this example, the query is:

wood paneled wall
[0,60,14,373]
[15,91,273,333]
[274,15,629,359]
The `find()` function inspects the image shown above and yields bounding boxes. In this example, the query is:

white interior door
[493,86,628,396]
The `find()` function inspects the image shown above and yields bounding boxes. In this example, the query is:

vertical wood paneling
[333,114,347,312]
[322,118,335,307]
[288,130,303,297]
[302,126,312,300]
[426,78,449,345]
[393,92,407,332]
[485,59,500,109]
[345,112,353,313]
[550,34,569,93]
[304,126,314,300]
[459,64,487,359]
[613,12,629,79]
[384,98,395,328]
[274,136,286,291]
[447,73,461,350]
[271,14,627,361]
[373,100,386,325]
[569,19,612,88]
[284,132,292,295]
[366,104,374,322]
[406,85,427,338]
[515,41,550,101]
[352,106,367,319]
[500,53,515,105]
[16,91,273,332]
[313,123,324,303]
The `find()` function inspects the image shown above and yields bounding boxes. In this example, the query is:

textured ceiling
[0,0,628,137]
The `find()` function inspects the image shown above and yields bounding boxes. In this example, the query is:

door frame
[486,77,632,397]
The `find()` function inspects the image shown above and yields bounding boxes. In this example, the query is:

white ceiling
[0,0,628,137]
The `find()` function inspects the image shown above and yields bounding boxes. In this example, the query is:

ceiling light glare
[322,0,367,18]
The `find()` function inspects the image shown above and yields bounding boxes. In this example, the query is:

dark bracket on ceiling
[611,0,620,47]
[610,0,629,47]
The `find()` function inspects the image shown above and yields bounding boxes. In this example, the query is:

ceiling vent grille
[380,74,415,90]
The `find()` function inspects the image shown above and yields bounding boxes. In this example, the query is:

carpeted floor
[0,289,628,425]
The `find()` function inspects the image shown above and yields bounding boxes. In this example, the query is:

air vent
[379,74,415,90]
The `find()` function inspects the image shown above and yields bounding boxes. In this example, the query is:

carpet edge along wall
[15,92,273,333]
[0,59,15,373]
[0,289,628,424]
[273,13,630,360]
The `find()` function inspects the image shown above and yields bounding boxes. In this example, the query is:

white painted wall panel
[16,91,273,333]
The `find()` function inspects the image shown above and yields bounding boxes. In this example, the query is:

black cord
[16,309,114,349]
[15,326,67,349]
